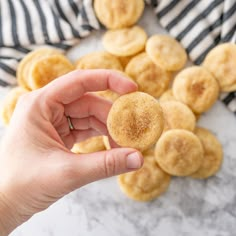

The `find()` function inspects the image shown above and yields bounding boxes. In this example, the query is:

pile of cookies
[93,0,227,201]
[2,0,234,202]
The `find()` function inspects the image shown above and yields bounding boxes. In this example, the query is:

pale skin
[0,70,143,236]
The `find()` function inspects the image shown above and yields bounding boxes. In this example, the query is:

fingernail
[126,152,142,169]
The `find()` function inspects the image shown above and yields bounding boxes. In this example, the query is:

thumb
[61,148,143,190]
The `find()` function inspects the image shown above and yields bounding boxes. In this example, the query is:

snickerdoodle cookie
[146,35,187,71]
[94,0,144,29]
[17,47,62,90]
[29,54,74,90]
[75,51,123,71]
[107,92,164,151]
[1,87,29,125]
[155,129,204,176]
[103,26,147,57]
[118,155,171,201]
[172,66,219,114]
[202,43,236,92]
[160,101,196,132]
[190,127,223,179]
[71,136,106,154]
[159,89,177,102]
[125,53,171,98]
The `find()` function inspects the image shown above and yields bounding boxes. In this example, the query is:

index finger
[43,69,137,104]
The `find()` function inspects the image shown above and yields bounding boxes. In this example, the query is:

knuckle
[103,152,116,177]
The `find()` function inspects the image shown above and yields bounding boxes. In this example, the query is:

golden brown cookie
[107,92,164,151]
[190,127,223,179]
[103,136,111,150]
[202,43,236,92]
[102,26,147,57]
[146,35,187,71]
[125,53,171,98]
[118,155,171,201]
[94,0,144,29]
[1,87,29,125]
[17,47,62,90]
[159,89,176,102]
[75,51,123,71]
[172,66,219,114]
[29,54,74,90]
[71,136,106,154]
[160,101,196,132]
[155,129,204,176]
[96,90,120,102]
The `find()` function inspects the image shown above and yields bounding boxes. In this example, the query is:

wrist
[0,192,24,236]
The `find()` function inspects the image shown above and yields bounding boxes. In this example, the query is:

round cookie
[159,89,176,102]
[107,92,164,151]
[190,127,223,179]
[75,51,123,71]
[155,129,204,176]
[17,47,62,90]
[29,54,74,90]
[202,43,236,92]
[94,0,144,29]
[146,35,187,71]
[118,155,171,201]
[160,101,196,132]
[125,53,171,98]
[102,26,147,57]
[71,136,106,154]
[1,87,29,125]
[172,66,219,114]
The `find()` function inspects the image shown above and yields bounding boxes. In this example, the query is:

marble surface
[0,6,236,236]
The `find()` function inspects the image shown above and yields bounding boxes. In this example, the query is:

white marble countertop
[1,6,236,236]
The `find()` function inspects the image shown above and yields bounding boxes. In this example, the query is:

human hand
[0,70,143,235]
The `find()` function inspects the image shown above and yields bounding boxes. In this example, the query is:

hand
[0,70,143,235]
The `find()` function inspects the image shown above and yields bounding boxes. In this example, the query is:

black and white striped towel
[0,0,236,114]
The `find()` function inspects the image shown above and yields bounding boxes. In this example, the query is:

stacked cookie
[1,48,74,125]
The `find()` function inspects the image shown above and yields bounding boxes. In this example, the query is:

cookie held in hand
[107,92,164,151]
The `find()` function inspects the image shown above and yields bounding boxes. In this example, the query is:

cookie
[190,127,223,179]
[202,43,236,92]
[125,53,171,98]
[146,35,187,71]
[103,136,111,150]
[29,54,74,90]
[160,101,196,132]
[1,87,29,125]
[75,51,123,71]
[96,90,120,102]
[118,155,171,201]
[159,89,176,102]
[107,92,164,151]
[94,0,144,29]
[71,136,106,154]
[102,26,147,56]
[17,47,62,90]
[172,66,219,114]
[155,129,204,176]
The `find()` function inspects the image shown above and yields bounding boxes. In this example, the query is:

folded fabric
[0,0,235,114]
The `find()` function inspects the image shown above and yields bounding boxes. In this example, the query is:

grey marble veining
[0,6,235,236]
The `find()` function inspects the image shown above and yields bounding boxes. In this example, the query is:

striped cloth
[0,0,236,114]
